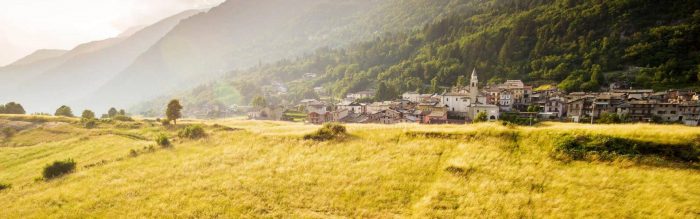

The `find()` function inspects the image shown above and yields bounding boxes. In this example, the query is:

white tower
[470,68,478,104]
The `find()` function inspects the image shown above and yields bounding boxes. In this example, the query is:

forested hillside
[158,0,700,112]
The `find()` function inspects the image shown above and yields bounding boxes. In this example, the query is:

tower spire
[470,68,479,104]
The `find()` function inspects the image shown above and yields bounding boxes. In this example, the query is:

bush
[112,115,134,122]
[83,119,97,129]
[553,134,700,162]
[128,149,139,157]
[473,112,488,123]
[0,183,10,191]
[178,125,206,139]
[304,123,347,141]
[1,127,16,138]
[155,134,171,147]
[42,159,76,180]
[597,113,626,124]
[161,119,171,126]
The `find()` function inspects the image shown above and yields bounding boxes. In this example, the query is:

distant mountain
[90,0,474,112]
[0,37,123,97]
[6,49,67,67]
[0,10,200,112]
[85,0,382,110]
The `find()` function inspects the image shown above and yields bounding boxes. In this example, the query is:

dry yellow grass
[0,115,698,218]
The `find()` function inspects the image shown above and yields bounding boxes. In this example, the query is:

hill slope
[0,117,698,217]
[87,0,480,110]
[6,49,68,67]
[163,0,700,111]
[0,10,200,112]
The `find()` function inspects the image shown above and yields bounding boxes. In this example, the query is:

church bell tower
[470,68,479,104]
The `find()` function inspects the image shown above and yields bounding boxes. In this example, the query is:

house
[366,101,392,114]
[616,100,655,122]
[543,96,567,118]
[496,89,514,112]
[337,101,364,114]
[423,110,448,124]
[402,92,433,103]
[441,92,471,113]
[567,96,594,122]
[306,101,331,124]
[332,109,350,122]
[378,109,403,124]
[680,101,700,126]
[346,90,375,101]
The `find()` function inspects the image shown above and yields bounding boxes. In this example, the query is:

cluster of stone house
[251,69,700,126]
[302,69,502,124]
[553,89,700,125]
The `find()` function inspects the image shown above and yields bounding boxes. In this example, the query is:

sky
[0,0,224,66]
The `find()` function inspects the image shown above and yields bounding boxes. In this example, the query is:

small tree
[55,105,74,117]
[251,96,267,109]
[473,112,488,123]
[81,110,96,120]
[1,102,25,114]
[166,99,183,125]
[107,108,118,118]
[118,109,126,116]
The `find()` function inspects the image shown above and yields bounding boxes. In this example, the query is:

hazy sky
[0,0,224,66]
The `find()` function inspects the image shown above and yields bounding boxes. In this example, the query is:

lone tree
[166,99,183,125]
[107,107,118,118]
[55,105,74,117]
[81,110,96,120]
[0,102,25,114]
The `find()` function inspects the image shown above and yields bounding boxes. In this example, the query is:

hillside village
[248,69,700,126]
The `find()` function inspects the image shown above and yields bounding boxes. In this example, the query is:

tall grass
[0,118,698,217]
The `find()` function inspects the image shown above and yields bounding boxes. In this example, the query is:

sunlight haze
[0,0,223,66]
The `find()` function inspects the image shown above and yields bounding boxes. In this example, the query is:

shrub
[128,149,138,157]
[1,127,16,138]
[552,134,700,162]
[0,183,10,191]
[42,159,76,180]
[597,113,625,124]
[473,112,488,123]
[155,134,171,147]
[178,125,206,139]
[161,119,171,126]
[83,119,97,129]
[304,123,347,141]
[112,115,134,122]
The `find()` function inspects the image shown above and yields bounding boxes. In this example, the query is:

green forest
[143,0,700,112]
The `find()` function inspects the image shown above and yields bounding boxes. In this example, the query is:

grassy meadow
[0,114,699,218]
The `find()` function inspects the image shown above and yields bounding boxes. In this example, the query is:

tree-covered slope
[191,0,700,108]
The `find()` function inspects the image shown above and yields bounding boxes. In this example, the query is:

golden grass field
[0,114,699,218]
